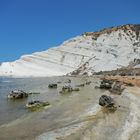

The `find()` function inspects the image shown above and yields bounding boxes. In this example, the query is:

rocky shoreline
[36,76,140,140]
[0,75,140,140]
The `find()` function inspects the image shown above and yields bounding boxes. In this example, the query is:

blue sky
[0,0,139,62]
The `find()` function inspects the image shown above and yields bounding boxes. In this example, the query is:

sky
[0,0,140,62]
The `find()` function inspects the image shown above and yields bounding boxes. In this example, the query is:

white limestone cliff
[0,24,140,77]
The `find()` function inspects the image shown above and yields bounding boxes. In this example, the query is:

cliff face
[0,24,140,77]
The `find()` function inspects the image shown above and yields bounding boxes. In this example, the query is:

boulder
[8,90,28,99]
[76,83,85,87]
[72,87,80,91]
[110,83,124,95]
[26,100,50,110]
[85,81,92,85]
[100,83,112,89]
[59,85,73,94]
[48,84,57,88]
[99,95,115,108]
[100,79,113,89]
[28,92,40,95]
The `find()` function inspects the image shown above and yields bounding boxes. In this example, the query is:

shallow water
[0,76,103,140]
[0,76,137,140]
[0,76,65,125]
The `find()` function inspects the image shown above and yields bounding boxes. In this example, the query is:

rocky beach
[0,24,140,140]
[0,75,140,140]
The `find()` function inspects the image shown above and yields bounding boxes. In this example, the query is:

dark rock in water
[85,81,92,85]
[103,79,113,84]
[110,83,124,95]
[28,92,40,95]
[60,86,80,93]
[59,85,73,94]
[62,85,73,90]
[72,88,80,91]
[99,95,115,108]
[26,100,50,110]
[100,79,113,89]
[8,90,28,99]
[76,83,85,87]
[48,84,57,88]
[100,83,112,89]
